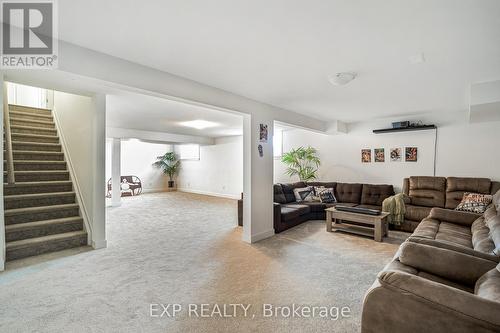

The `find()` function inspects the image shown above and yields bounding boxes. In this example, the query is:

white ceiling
[106,92,243,137]
[59,0,500,122]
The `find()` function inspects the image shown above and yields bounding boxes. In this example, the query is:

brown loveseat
[401,176,500,232]
[274,182,394,233]
[362,189,500,333]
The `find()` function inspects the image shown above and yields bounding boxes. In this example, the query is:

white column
[111,138,122,207]
[91,94,107,249]
[242,113,275,243]
[0,75,5,270]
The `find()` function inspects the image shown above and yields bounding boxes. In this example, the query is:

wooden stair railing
[3,83,15,184]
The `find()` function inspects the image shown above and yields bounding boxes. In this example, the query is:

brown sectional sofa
[273,181,394,233]
[401,176,500,232]
[362,187,500,333]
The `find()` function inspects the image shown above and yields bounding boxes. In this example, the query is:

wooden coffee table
[325,207,390,242]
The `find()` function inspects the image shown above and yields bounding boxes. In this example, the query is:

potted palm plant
[153,152,180,188]
[281,146,321,181]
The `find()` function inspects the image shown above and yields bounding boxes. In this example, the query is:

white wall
[53,91,95,222]
[177,136,243,199]
[105,139,172,193]
[275,111,500,192]
[53,91,107,248]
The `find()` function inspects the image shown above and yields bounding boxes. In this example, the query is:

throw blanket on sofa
[382,193,406,226]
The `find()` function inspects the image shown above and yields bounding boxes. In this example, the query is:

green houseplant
[281,146,321,181]
[153,152,180,188]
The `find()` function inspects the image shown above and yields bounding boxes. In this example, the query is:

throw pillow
[273,184,287,204]
[293,186,315,202]
[315,186,336,203]
[455,192,493,214]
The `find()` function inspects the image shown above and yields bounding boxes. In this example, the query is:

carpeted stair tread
[9,111,53,121]
[11,133,59,143]
[10,125,57,134]
[4,180,73,187]
[9,160,66,164]
[10,117,55,127]
[6,230,87,261]
[9,150,64,161]
[3,180,73,195]
[11,141,61,148]
[4,191,76,209]
[5,170,69,176]
[5,217,84,242]
[5,203,79,216]
[5,191,75,200]
[9,104,52,114]
[7,160,67,171]
[5,230,87,251]
[5,216,83,232]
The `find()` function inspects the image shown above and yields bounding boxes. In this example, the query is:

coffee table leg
[374,219,382,242]
[326,211,332,232]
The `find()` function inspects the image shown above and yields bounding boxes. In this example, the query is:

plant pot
[168,180,175,188]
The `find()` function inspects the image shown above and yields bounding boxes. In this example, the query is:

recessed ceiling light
[327,72,357,86]
[179,120,219,130]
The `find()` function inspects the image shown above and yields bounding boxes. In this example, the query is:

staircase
[3,104,87,261]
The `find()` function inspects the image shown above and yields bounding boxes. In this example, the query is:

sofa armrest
[407,236,500,262]
[378,270,500,329]
[399,241,496,285]
[428,207,479,226]
[273,203,281,229]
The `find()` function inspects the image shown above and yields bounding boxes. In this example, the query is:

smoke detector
[327,72,357,86]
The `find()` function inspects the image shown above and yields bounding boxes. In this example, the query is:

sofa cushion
[335,183,363,204]
[273,184,287,204]
[282,203,311,216]
[361,184,394,206]
[408,176,446,208]
[436,222,473,248]
[412,218,473,249]
[405,204,432,222]
[455,192,492,214]
[280,182,306,203]
[445,177,491,209]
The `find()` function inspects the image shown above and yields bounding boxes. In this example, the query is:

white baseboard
[142,187,169,194]
[92,239,107,249]
[249,229,275,243]
[177,188,240,200]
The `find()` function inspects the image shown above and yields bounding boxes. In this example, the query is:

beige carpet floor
[0,192,407,333]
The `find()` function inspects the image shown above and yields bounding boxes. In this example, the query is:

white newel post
[242,113,275,243]
[91,94,107,249]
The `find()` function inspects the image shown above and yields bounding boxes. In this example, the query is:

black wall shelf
[372,125,436,134]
